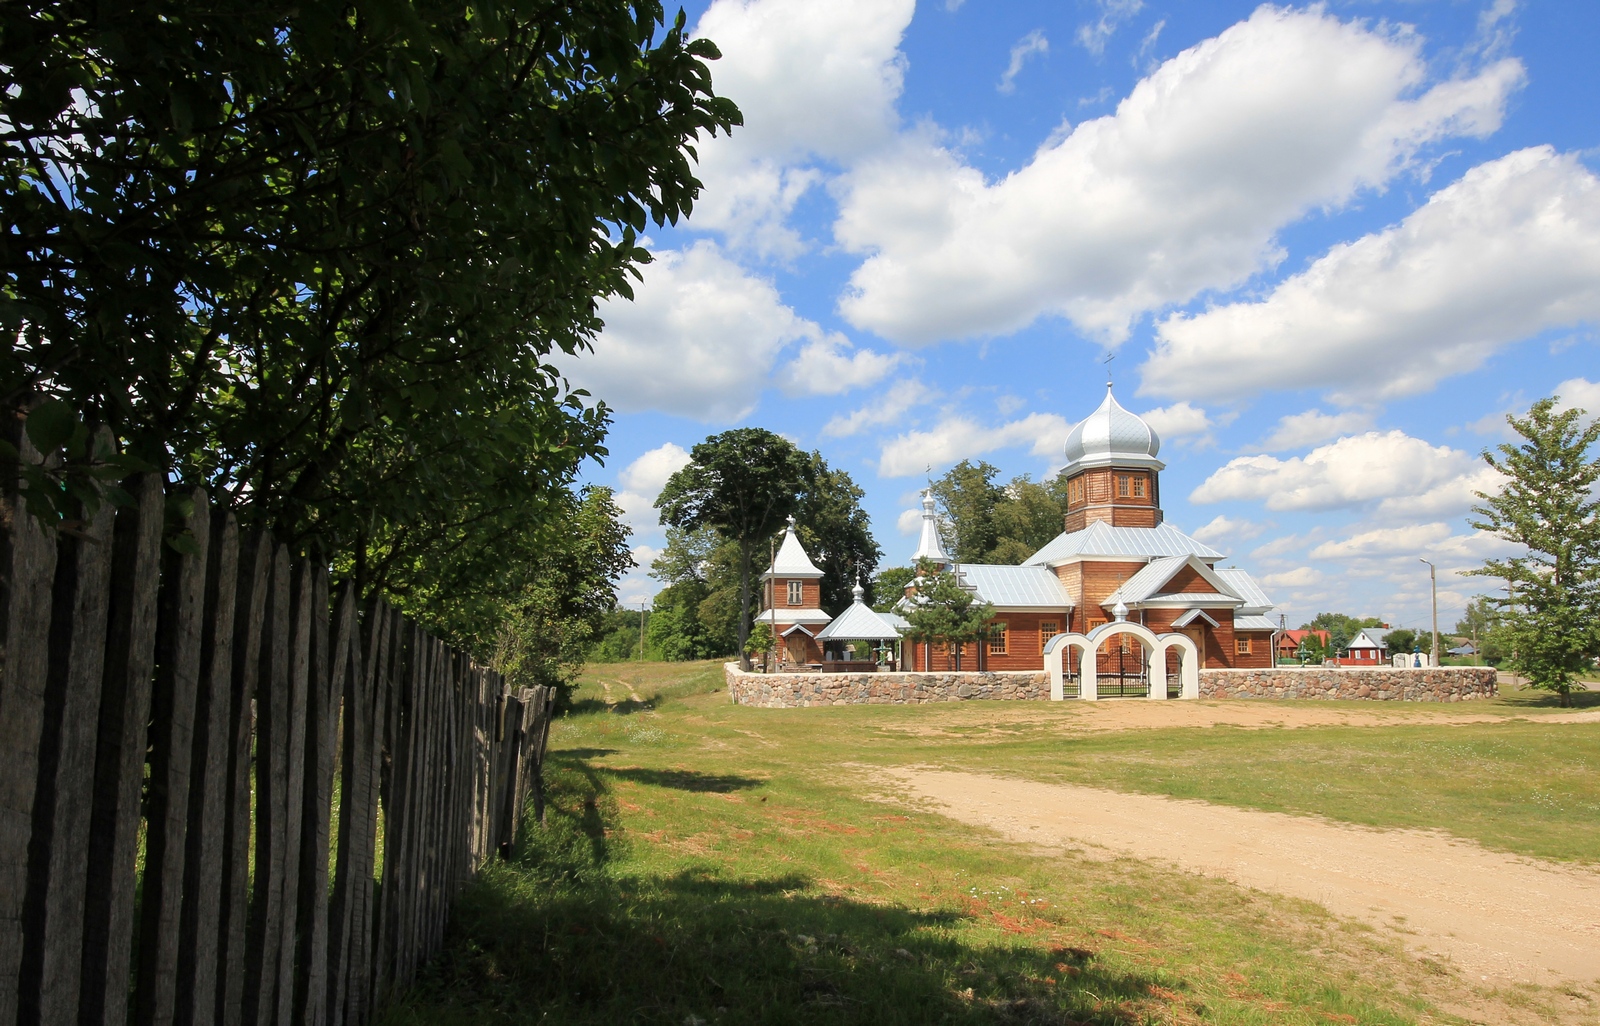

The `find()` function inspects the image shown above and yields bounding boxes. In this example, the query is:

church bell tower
[1059,384,1164,534]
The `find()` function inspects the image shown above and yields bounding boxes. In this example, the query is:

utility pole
[1419,558,1439,667]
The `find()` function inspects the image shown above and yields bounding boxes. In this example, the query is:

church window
[787,581,803,606]
[989,623,1009,655]
[1087,617,1107,631]
[1236,637,1253,655]
[1117,474,1130,497]
[1067,477,1084,506]
[1132,475,1146,498]
[1039,621,1059,652]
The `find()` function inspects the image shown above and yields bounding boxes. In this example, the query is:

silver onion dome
[1062,385,1164,472]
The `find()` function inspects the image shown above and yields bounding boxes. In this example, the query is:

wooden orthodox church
[759,385,1280,677]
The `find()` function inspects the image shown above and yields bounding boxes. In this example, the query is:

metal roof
[1023,520,1224,565]
[756,607,832,626]
[1234,614,1280,631]
[762,519,824,579]
[1172,608,1219,628]
[817,597,907,640]
[955,563,1074,609]
[1101,555,1241,610]
[1348,628,1388,649]
[1061,385,1164,473]
[1212,568,1275,614]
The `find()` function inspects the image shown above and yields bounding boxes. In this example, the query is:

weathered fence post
[78,474,164,1026]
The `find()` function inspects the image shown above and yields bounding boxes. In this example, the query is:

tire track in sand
[887,768,1600,986]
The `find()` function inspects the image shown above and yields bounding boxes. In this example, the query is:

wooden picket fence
[0,437,553,1026]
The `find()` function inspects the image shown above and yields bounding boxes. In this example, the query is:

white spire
[910,489,950,564]
[851,580,866,604]
[1113,598,1129,622]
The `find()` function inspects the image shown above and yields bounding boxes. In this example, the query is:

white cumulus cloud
[614,443,692,531]
[1310,522,1454,560]
[1258,409,1376,451]
[1192,514,1266,545]
[1144,147,1600,402]
[1260,566,1323,589]
[1139,401,1212,440]
[878,412,1070,477]
[1555,376,1600,420]
[1191,430,1477,512]
[824,379,933,437]
[566,242,891,420]
[689,0,914,256]
[836,6,1522,345]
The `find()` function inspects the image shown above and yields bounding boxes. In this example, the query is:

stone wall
[1198,666,1497,702]
[725,663,1497,707]
[725,664,1048,707]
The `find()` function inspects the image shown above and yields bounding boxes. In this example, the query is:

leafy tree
[901,559,995,671]
[589,606,649,663]
[1455,595,1504,663]
[930,461,1003,562]
[794,453,882,612]
[1468,397,1600,705]
[656,429,810,668]
[1,0,739,629]
[744,621,774,659]
[1295,632,1326,663]
[872,567,918,613]
[488,486,634,697]
[1301,613,1383,655]
[646,581,726,662]
[931,462,1066,565]
[1383,629,1419,655]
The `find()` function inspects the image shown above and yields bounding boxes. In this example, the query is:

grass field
[381,661,1600,1025]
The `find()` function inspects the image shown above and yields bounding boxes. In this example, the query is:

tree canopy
[929,461,1066,564]
[656,428,811,667]
[2,0,739,651]
[1299,613,1384,654]
[650,440,879,663]
[1468,397,1600,704]
[900,559,994,670]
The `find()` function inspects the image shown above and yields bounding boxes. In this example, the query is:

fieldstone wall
[725,664,1048,707]
[725,663,1497,707]
[1199,666,1497,702]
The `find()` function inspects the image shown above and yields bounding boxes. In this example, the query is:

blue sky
[557,0,1600,634]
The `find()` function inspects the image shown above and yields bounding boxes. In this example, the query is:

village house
[758,385,1283,680]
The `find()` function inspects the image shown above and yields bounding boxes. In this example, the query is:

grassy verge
[380,660,1600,1025]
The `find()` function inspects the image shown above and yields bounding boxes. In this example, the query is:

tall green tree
[872,566,918,613]
[656,429,810,669]
[901,559,995,671]
[1,0,739,626]
[930,461,1003,562]
[931,462,1066,564]
[486,486,634,697]
[794,452,882,612]
[1468,397,1600,705]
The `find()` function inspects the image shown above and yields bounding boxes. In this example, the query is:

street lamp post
[1419,558,1439,668]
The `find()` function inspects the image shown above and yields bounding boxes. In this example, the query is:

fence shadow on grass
[379,761,1178,1026]
[602,766,765,793]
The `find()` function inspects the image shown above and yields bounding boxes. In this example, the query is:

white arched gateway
[1044,617,1199,701]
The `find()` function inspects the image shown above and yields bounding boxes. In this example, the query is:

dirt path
[887,768,1600,986]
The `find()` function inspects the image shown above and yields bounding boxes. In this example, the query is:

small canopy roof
[762,516,824,579]
[817,584,908,640]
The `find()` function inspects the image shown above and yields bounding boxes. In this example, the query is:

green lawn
[381,661,1600,1026]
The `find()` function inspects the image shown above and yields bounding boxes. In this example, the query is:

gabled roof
[817,589,907,640]
[1023,520,1224,566]
[1234,614,1280,631]
[1212,568,1275,615]
[1172,608,1219,628]
[956,564,1075,609]
[1348,628,1388,649]
[1102,554,1242,609]
[762,518,824,579]
[757,607,832,626]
